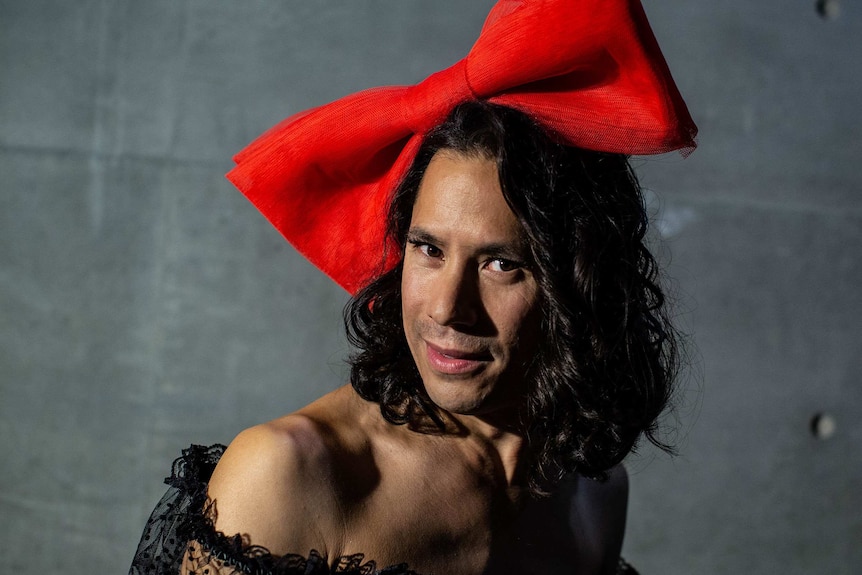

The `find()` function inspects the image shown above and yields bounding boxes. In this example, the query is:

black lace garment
[129,444,639,575]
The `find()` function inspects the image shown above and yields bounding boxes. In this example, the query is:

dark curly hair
[345,101,678,494]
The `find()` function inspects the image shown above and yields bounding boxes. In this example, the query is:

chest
[336,456,587,575]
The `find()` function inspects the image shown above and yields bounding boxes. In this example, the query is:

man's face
[401,150,541,418]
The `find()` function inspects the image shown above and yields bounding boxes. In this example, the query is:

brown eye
[419,243,442,258]
[488,259,519,273]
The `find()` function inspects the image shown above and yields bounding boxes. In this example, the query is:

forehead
[410,151,524,245]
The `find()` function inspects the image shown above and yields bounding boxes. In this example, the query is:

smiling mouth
[424,341,491,375]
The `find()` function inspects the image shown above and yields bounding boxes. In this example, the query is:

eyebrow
[406,227,530,262]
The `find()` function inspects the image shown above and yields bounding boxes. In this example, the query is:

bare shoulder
[568,463,629,515]
[506,465,628,574]
[207,387,363,557]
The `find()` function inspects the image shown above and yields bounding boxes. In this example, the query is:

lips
[424,341,491,375]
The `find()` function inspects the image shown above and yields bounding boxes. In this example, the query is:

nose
[427,263,479,328]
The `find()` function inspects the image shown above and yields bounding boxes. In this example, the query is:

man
[130,2,696,574]
[201,102,676,575]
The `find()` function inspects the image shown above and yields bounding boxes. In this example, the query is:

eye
[420,244,442,258]
[407,239,443,259]
[486,258,521,273]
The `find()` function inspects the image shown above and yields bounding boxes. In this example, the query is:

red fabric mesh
[226,0,698,294]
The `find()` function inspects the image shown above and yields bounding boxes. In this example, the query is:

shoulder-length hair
[345,101,679,494]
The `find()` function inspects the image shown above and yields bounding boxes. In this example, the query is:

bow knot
[401,61,476,134]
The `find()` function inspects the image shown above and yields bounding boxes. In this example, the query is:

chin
[420,373,507,417]
[422,374,486,411]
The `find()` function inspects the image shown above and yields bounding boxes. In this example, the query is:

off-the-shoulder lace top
[129,444,638,575]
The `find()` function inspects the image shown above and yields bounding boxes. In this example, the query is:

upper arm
[206,417,343,558]
[568,464,629,575]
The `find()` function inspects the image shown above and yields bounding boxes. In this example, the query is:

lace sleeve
[130,445,222,574]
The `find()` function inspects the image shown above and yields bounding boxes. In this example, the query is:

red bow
[227,0,697,294]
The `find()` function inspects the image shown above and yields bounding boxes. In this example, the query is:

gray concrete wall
[1,1,859,573]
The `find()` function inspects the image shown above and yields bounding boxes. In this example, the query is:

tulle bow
[227,0,697,294]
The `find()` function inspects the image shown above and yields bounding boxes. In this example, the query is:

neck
[361,387,532,489]
[445,408,530,489]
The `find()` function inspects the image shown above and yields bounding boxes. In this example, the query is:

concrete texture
[1,1,859,573]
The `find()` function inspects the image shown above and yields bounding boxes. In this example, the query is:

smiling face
[401,151,541,418]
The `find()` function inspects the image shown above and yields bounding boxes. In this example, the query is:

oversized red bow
[227,0,697,294]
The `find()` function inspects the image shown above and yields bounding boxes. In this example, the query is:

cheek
[400,262,430,331]
[486,288,541,344]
